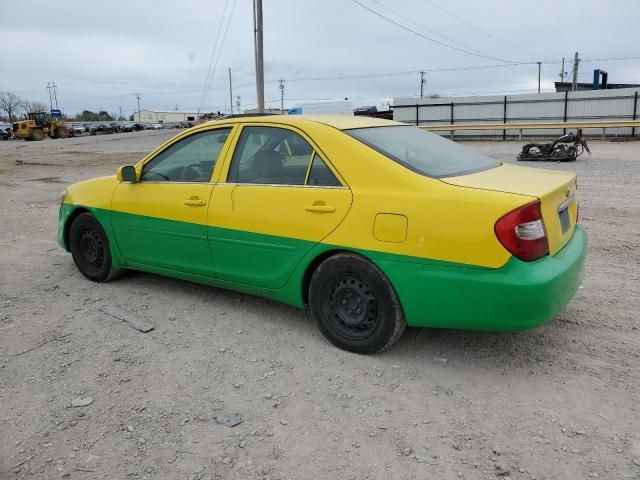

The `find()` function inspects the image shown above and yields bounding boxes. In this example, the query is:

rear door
[207,124,352,288]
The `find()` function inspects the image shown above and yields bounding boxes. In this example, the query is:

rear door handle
[305,205,336,213]
[184,198,206,206]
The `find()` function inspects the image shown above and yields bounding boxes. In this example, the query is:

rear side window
[346,125,498,178]
[227,126,313,185]
[307,153,341,187]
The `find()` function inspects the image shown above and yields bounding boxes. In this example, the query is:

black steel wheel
[309,253,406,354]
[69,213,121,282]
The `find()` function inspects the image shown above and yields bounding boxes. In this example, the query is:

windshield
[346,125,499,178]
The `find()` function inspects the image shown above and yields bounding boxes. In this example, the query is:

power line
[350,0,519,63]
[583,56,640,62]
[198,0,230,113]
[200,0,238,113]
[286,60,562,83]
[422,0,539,56]
[366,0,492,58]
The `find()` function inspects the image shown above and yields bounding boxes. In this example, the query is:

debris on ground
[71,397,94,407]
[215,413,243,428]
[100,305,154,333]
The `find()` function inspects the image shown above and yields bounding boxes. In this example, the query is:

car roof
[202,114,404,131]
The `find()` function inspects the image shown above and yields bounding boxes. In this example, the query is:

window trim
[220,123,348,189]
[137,125,235,184]
[304,152,343,188]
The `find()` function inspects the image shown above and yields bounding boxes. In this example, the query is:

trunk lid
[442,163,578,255]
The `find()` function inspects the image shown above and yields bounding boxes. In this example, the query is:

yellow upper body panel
[444,163,578,254]
[63,116,578,269]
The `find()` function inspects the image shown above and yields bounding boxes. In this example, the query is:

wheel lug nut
[341,299,347,305]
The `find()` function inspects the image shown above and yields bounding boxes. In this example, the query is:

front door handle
[184,198,206,207]
[305,205,336,213]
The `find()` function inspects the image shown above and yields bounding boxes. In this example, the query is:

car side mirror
[117,165,138,183]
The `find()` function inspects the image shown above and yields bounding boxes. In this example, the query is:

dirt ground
[1,130,638,480]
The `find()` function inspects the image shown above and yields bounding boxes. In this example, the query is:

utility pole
[228,68,234,115]
[559,57,566,82]
[572,51,580,92]
[46,82,59,111]
[279,78,285,113]
[118,106,123,120]
[46,82,53,111]
[420,70,426,98]
[136,93,142,120]
[537,62,542,93]
[253,0,265,113]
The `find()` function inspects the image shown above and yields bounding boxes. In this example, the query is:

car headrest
[253,150,284,177]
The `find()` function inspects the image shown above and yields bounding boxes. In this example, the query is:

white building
[133,110,199,123]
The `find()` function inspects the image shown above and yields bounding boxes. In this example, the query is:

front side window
[346,126,498,178]
[227,126,313,185]
[141,128,231,182]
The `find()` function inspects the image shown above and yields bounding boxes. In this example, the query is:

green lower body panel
[58,204,587,331]
[373,225,587,330]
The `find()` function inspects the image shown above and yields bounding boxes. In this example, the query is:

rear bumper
[377,225,587,330]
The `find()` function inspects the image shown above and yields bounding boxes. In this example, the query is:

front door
[111,127,233,277]
[208,125,352,288]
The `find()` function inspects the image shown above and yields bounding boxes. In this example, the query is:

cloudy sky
[1,0,639,116]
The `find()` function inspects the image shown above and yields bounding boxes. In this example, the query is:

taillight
[495,200,549,261]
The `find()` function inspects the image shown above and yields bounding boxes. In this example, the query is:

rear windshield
[346,125,498,178]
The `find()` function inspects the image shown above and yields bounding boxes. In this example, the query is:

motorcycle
[517,128,591,162]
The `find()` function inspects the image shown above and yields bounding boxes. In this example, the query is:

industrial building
[133,110,199,123]
[393,86,640,138]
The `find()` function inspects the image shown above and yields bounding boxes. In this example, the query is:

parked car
[0,123,11,140]
[90,123,114,135]
[70,124,84,135]
[57,116,587,353]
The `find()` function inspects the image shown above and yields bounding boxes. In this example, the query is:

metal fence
[393,88,640,139]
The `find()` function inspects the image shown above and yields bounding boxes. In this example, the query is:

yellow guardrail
[421,120,640,132]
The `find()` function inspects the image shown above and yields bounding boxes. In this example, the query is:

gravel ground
[1,131,639,480]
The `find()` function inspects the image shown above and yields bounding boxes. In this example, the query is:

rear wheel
[309,253,406,354]
[30,129,45,141]
[56,126,69,139]
[69,213,121,282]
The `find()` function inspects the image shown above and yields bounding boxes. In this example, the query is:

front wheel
[69,213,121,282]
[56,126,70,139]
[30,129,45,141]
[309,253,406,354]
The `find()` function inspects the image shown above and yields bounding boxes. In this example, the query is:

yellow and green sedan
[58,115,587,353]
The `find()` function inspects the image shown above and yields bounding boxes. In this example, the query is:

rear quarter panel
[308,128,533,268]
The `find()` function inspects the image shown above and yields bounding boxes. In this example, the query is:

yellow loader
[13,112,69,141]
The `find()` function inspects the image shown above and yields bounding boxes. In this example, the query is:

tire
[31,129,45,141]
[309,252,406,354]
[68,213,121,282]
[56,126,70,139]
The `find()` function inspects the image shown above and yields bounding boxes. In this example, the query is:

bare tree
[0,92,23,123]
[24,101,49,115]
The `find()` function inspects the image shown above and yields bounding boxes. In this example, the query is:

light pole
[537,62,541,93]
[279,79,285,113]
